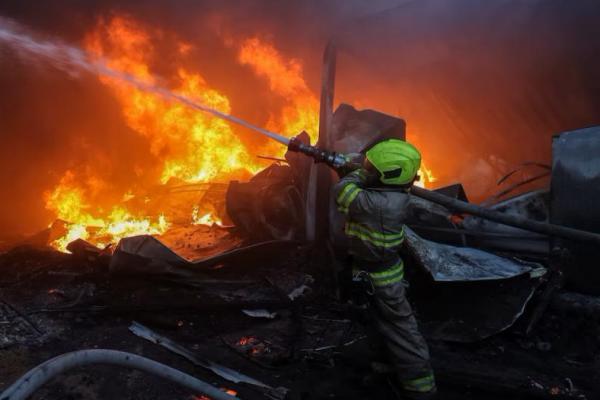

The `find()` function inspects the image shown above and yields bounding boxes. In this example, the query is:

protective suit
[332,139,436,399]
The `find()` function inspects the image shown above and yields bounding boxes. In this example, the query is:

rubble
[129,321,287,399]
[3,118,600,399]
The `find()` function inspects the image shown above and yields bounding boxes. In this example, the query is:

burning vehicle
[1,1,600,399]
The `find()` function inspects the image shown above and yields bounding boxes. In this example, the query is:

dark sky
[1,0,599,235]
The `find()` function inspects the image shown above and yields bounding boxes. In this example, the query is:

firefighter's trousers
[362,265,437,399]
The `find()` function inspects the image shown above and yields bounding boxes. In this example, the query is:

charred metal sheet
[433,183,468,202]
[403,227,545,342]
[226,164,304,241]
[403,227,542,281]
[462,189,550,255]
[329,103,406,154]
[156,225,244,262]
[110,234,301,280]
[413,274,542,342]
[129,321,288,399]
[551,126,600,294]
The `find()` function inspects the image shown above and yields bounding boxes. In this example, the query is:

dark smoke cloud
[0,0,599,235]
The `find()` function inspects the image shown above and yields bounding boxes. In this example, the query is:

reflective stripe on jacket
[333,168,410,269]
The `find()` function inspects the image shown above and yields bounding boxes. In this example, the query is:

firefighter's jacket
[333,168,408,284]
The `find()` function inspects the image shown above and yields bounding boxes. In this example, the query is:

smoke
[0,17,289,144]
[1,0,600,235]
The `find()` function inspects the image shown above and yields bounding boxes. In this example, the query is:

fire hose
[0,349,239,400]
[284,134,600,246]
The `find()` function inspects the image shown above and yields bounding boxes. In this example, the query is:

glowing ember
[236,336,256,346]
[192,388,237,400]
[192,205,223,227]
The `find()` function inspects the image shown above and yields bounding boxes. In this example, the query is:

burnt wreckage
[2,45,600,400]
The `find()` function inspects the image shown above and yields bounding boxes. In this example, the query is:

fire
[53,224,89,253]
[192,205,223,227]
[236,336,256,346]
[416,162,437,188]
[45,171,171,252]
[238,37,319,149]
[46,15,256,251]
[45,16,318,252]
[86,16,263,184]
[43,15,437,252]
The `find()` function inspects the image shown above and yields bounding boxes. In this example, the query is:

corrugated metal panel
[551,126,600,294]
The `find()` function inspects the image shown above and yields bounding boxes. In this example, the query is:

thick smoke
[0,0,599,235]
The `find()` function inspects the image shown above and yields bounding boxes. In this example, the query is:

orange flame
[238,37,319,149]
[192,205,223,227]
[44,16,437,252]
[44,17,317,252]
[415,162,437,188]
[86,16,263,184]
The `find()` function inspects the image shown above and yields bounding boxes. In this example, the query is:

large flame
[44,16,317,252]
[86,16,263,184]
[44,15,436,252]
[238,37,319,150]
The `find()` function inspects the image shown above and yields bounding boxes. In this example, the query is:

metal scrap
[403,227,546,341]
[129,321,288,399]
[242,309,278,319]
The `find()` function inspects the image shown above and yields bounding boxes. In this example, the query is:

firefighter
[333,138,436,399]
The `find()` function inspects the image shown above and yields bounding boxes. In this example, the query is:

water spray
[0,17,290,146]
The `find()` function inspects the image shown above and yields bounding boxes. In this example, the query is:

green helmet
[365,139,421,185]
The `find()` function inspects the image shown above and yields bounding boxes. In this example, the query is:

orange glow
[44,16,438,252]
[236,336,255,346]
[45,16,268,251]
[192,388,236,400]
[45,171,171,252]
[192,205,223,227]
[238,37,319,148]
[45,17,320,252]
[415,162,437,188]
[87,16,262,184]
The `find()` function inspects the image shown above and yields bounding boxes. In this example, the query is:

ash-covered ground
[0,239,597,400]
